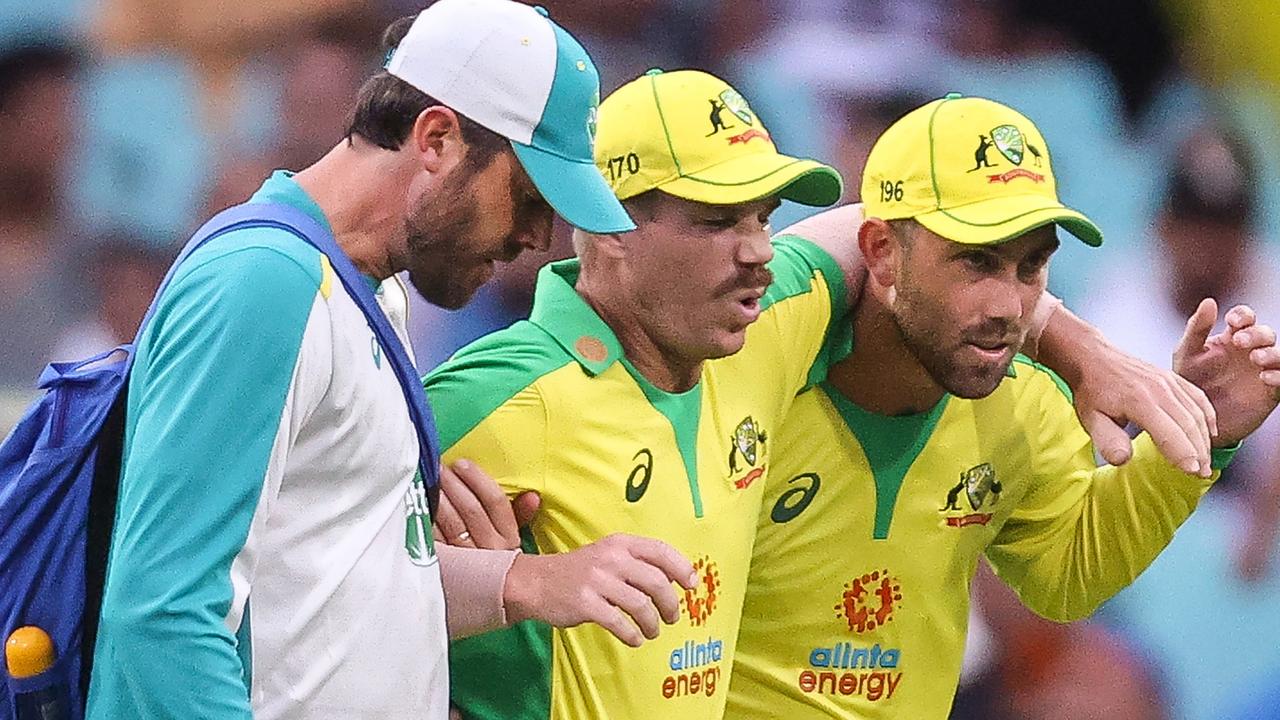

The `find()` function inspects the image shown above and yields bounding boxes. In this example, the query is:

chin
[408,267,487,310]
[942,365,1009,399]
[701,330,748,361]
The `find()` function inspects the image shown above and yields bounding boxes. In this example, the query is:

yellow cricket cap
[861,93,1102,246]
[595,69,843,207]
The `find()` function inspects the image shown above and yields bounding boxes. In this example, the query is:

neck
[576,266,701,393]
[827,288,945,415]
[292,140,410,280]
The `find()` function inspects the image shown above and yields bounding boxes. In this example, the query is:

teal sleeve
[87,236,322,719]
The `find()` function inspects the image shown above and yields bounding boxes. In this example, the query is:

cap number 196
[880,180,904,203]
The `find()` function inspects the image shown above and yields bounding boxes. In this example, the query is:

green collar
[528,259,625,376]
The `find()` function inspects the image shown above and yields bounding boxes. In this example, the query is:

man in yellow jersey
[426,72,1225,720]
[728,95,1280,720]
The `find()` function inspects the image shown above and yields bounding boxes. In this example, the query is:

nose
[981,277,1025,324]
[737,229,774,266]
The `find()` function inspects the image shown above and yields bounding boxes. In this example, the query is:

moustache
[712,267,774,297]
[962,320,1024,349]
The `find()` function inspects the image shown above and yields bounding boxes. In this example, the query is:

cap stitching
[671,158,832,187]
[926,97,952,211]
[648,73,684,177]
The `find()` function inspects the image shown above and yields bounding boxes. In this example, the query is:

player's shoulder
[178,225,325,290]
[149,226,326,345]
[424,320,576,447]
[761,233,842,310]
[1000,354,1074,405]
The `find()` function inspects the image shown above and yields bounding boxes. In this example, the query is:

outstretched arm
[987,301,1279,621]
[1034,301,1217,477]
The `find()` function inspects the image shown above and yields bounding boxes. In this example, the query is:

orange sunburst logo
[834,569,902,633]
[684,556,721,626]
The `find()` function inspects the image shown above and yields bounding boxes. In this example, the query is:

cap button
[644,68,664,76]
[944,92,963,99]
[533,5,549,17]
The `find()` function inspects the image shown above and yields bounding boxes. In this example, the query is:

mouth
[730,287,767,323]
[964,339,1015,363]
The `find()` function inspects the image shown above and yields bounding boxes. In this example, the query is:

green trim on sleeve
[765,235,854,387]
[1211,442,1242,470]
[820,383,951,539]
[621,358,705,518]
[423,322,573,451]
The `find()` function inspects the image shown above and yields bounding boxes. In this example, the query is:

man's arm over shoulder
[90,238,330,718]
[773,203,867,311]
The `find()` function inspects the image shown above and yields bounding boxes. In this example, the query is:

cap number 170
[606,153,642,181]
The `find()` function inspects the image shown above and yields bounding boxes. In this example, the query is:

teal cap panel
[515,17,635,234]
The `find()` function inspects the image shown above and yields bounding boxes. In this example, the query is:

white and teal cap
[385,0,635,234]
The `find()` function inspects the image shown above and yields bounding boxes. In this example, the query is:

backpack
[0,202,441,719]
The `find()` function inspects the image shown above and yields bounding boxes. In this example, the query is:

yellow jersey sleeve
[986,363,1229,622]
[424,321,574,496]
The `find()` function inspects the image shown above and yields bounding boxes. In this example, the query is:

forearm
[1022,291,1065,360]
[438,544,520,639]
[990,433,1226,621]
[1024,298,1098,381]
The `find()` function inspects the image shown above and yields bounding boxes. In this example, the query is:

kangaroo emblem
[968,134,995,172]
[942,481,965,511]
[707,99,735,136]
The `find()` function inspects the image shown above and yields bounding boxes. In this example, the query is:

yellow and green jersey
[729,356,1236,720]
[424,236,848,720]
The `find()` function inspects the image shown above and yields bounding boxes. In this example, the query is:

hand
[1039,305,1216,476]
[503,534,698,648]
[433,459,541,550]
[1173,300,1280,447]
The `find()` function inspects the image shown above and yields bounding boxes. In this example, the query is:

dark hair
[0,40,83,111]
[887,218,918,245]
[345,14,508,168]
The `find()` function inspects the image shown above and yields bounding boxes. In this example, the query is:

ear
[857,218,900,291]
[409,106,467,174]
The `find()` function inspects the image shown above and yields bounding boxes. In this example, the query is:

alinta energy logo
[795,569,905,703]
[663,555,724,700]
[834,569,901,633]
[684,556,721,626]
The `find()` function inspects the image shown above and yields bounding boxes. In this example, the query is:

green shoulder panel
[423,320,574,451]
[761,234,847,313]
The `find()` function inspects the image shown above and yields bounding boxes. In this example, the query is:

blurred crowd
[0,0,1277,718]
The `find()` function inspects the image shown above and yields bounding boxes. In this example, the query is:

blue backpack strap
[146,202,442,512]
